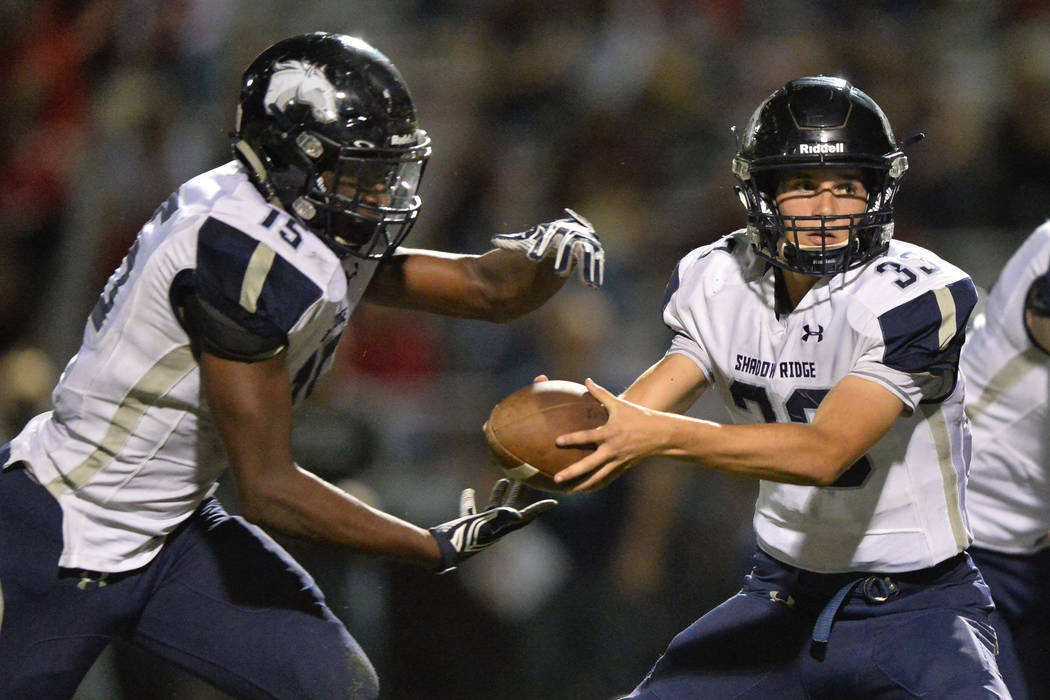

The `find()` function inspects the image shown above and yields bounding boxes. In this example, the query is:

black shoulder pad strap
[171,269,285,363]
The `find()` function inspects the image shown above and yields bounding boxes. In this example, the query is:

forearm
[365,248,568,322]
[622,354,709,414]
[656,413,851,485]
[1026,309,1050,353]
[471,248,568,320]
[237,465,442,568]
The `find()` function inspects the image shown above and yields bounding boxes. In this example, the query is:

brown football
[483,380,609,493]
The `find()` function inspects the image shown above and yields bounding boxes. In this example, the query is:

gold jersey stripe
[933,286,958,350]
[965,346,1045,423]
[240,243,276,313]
[921,403,969,550]
[45,346,196,497]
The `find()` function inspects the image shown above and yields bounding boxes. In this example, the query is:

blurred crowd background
[3,1,1050,698]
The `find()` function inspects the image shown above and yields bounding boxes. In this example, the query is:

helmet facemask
[735,156,906,277]
[284,128,430,259]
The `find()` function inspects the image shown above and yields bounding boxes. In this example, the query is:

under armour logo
[769,590,795,607]
[801,324,824,342]
[77,572,109,590]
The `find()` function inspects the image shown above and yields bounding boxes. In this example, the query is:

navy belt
[810,552,968,644]
[812,576,898,643]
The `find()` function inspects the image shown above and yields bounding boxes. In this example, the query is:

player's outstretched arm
[554,373,904,493]
[202,351,554,571]
[1025,272,1050,353]
[363,209,604,322]
[202,350,446,568]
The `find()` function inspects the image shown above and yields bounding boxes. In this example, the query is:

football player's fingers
[584,243,605,288]
[532,374,550,383]
[552,234,575,275]
[460,487,477,517]
[574,244,595,287]
[583,261,600,288]
[490,231,529,253]
[528,223,558,260]
[568,467,607,494]
[518,498,558,522]
[592,250,605,288]
[486,478,510,510]
[554,426,603,450]
[563,207,594,231]
[552,254,572,277]
[571,460,625,494]
[552,447,609,484]
[525,229,543,257]
[583,377,618,410]
[503,479,525,508]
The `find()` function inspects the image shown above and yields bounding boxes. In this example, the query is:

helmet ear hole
[753,172,778,200]
[256,124,300,168]
[859,169,882,197]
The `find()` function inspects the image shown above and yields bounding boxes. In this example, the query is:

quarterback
[963,222,1050,700]
[555,77,1009,697]
[0,33,604,699]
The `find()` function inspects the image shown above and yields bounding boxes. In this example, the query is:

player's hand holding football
[490,208,604,288]
[554,378,668,492]
[429,478,557,573]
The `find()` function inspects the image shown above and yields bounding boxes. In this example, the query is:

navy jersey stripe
[254,247,323,333]
[197,218,258,305]
[662,240,737,317]
[197,217,322,336]
[661,262,683,315]
[878,278,977,374]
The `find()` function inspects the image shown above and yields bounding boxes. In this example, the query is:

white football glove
[429,479,557,574]
[491,208,605,288]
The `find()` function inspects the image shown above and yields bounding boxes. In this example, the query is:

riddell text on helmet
[798,142,845,154]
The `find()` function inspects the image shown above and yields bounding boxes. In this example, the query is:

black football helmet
[732,76,910,276]
[232,32,431,259]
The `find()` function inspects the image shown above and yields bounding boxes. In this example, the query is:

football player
[553,77,1009,697]
[963,223,1050,700]
[0,33,604,699]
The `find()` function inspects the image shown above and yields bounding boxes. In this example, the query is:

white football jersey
[663,231,977,573]
[3,162,379,572]
[963,223,1050,555]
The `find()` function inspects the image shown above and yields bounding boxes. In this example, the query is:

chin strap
[232,138,284,208]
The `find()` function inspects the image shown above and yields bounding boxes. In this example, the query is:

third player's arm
[201,350,443,569]
[556,361,904,491]
[1027,310,1050,354]
[363,247,568,322]
[1025,271,1050,353]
